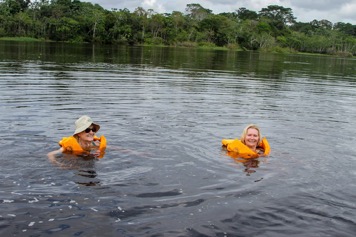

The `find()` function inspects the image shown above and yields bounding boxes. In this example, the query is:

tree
[133,7,148,42]
[0,0,11,17]
[237,7,258,21]
[163,11,188,44]
[259,5,296,26]
[0,1,354,55]
[199,14,240,46]
[333,22,356,36]
[0,0,30,15]
[290,21,314,35]
[218,12,238,21]
[170,11,186,34]
[108,8,134,44]
[258,5,296,36]
[57,17,79,41]
[311,19,332,30]
[184,4,212,43]
[13,11,32,36]
[77,2,106,42]
[148,13,165,39]
[185,3,211,21]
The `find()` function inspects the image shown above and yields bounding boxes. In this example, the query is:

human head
[73,115,100,135]
[240,124,262,145]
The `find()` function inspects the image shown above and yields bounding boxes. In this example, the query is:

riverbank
[0,37,353,57]
[0,37,45,42]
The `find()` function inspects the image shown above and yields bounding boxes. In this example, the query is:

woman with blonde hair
[222,124,270,158]
[240,124,263,153]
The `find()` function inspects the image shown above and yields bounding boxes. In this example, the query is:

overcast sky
[89,0,356,24]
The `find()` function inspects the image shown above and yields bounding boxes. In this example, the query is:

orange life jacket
[59,135,107,158]
[222,137,270,159]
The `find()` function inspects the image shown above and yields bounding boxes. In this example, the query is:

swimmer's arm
[47,147,64,163]
[256,148,267,157]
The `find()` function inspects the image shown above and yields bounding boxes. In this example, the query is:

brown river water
[0,42,355,236]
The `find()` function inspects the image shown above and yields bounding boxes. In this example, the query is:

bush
[69,36,85,43]
[176,41,198,47]
[260,46,296,54]
[144,37,164,45]
[0,37,42,42]
[226,43,240,50]
[198,42,216,48]
[331,51,353,57]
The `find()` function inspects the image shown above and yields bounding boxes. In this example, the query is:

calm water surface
[0,42,356,236]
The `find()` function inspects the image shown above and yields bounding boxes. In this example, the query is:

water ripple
[1,53,356,236]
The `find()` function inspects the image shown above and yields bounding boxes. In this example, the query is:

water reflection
[223,149,266,176]
[1,41,355,79]
[240,159,260,176]
[52,154,101,186]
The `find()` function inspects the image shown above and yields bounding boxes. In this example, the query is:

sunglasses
[84,127,97,133]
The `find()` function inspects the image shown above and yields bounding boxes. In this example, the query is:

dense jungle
[0,0,355,56]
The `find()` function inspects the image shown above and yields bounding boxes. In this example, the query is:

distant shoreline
[0,37,352,58]
[0,37,46,42]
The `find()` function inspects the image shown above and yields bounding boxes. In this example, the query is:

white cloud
[143,0,156,8]
[142,0,166,13]
[89,0,356,24]
[340,2,356,17]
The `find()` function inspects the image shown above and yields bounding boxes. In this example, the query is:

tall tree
[108,8,134,44]
[334,22,356,36]
[133,7,148,42]
[2,0,31,14]
[148,13,165,38]
[237,7,258,20]
[185,3,211,21]
[259,5,296,35]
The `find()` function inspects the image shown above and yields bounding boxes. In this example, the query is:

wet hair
[240,124,262,145]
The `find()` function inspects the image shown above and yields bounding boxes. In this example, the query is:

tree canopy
[0,0,355,56]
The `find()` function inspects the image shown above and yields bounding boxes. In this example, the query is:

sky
[88,0,356,24]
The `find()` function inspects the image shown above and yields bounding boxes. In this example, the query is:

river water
[0,42,355,236]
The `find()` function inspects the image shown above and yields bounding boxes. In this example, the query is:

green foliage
[176,41,197,47]
[334,22,356,36]
[237,8,258,20]
[0,1,354,56]
[198,41,216,48]
[226,43,240,50]
[0,36,42,41]
[259,5,296,26]
[0,27,6,37]
[257,21,271,34]
[185,3,212,21]
[144,36,164,46]
[262,46,295,54]
[3,0,31,15]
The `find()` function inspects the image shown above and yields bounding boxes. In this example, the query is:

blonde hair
[240,124,262,145]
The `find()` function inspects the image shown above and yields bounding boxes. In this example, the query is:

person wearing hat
[47,115,107,162]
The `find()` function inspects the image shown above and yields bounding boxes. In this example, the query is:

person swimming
[222,124,270,159]
[47,115,107,163]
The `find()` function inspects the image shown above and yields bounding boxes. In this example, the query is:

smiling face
[77,125,96,143]
[244,128,260,151]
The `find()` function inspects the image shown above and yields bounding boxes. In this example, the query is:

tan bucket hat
[73,115,100,135]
